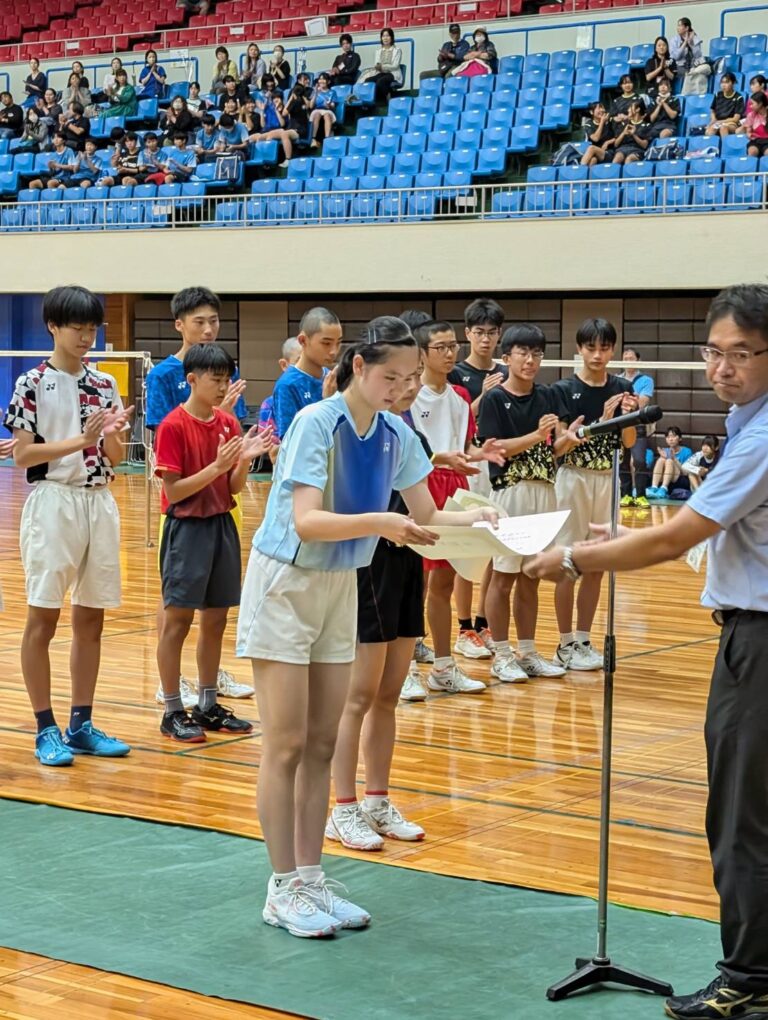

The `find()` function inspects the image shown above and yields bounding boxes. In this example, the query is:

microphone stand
[546,445,673,1003]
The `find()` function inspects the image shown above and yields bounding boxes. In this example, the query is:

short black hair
[223,75,236,84]
[43,285,104,330]
[720,71,736,85]
[171,286,221,320]
[623,346,641,359]
[706,284,768,345]
[215,46,229,57]
[702,434,720,449]
[190,80,201,88]
[219,113,234,128]
[619,74,633,86]
[173,131,188,142]
[501,323,546,354]
[71,101,84,115]
[53,130,67,143]
[678,17,692,29]
[576,317,617,348]
[665,426,682,439]
[340,32,353,45]
[0,92,11,101]
[144,131,158,143]
[299,306,340,336]
[124,131,138,142]
[414,320,454,349]
[201,113,216,126]
[399,309,432,331]
[183,342,235,378]
[750,74,767,87]
[465,297,504,329]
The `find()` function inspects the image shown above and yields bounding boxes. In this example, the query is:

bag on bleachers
[214,154,240,181]
[551,142,582,167]
[648,140,684,161]
[685,145,719,160]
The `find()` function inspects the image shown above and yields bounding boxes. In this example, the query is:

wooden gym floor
[0,471,718,1018]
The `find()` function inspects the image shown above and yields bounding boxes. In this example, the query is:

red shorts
[423,467,468,571]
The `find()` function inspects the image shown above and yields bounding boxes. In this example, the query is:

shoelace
[371,800,405,826]
[43,729,68,754]
[283,884,328,917]
[463,631,484,647]
[338,805,378,841]
[306,876,349,913]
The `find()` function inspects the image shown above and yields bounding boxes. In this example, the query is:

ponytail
[336,315,415,392]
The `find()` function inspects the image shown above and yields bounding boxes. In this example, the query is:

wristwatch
[561,546,582,581]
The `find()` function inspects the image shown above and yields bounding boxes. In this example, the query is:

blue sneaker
[63,720,131,757]
[35,726,74,767]
[657,486,668,498]
[646,486,659,498]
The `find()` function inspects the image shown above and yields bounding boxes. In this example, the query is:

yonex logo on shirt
[383,441,391,453]
[420,411,430,419]
[45,382,56,391]
[303,391,312,400]
[504,402,511,409]
[462,375,470,383]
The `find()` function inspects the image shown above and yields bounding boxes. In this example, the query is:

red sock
[336,796,357,805]
[365,790,388,798]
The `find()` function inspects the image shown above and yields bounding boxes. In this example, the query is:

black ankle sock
[474,615,488,632]
[458,618,472,632]
[69,705,92,731]
[35,708,56,734]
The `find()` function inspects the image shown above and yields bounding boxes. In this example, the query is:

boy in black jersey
[480,325,585,682]
[549,318,638,671]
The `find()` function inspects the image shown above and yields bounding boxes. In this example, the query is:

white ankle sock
[434,656,453,671]
[269,870,299,892]
[518,640,536,656]
[495,640,511,655]
[575,630,590,645]
[297,864,324,884]
[363,793,387,811]
[559,632,575,647]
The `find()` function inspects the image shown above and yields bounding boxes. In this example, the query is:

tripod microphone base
[546,957,673,1001]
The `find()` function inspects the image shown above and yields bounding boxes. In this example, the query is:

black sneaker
[190,703,253,734]
[665,976,768,1019]
[160,710,206,743]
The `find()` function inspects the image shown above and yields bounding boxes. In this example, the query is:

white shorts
[21,481,121,610]
[468,460,491,497]
[492,481,557,574]
[236,548,358,665]
[554,466,612,547]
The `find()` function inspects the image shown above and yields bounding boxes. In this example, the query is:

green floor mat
[0,799,718,1019]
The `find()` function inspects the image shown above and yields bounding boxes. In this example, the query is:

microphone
[575,404,662,440]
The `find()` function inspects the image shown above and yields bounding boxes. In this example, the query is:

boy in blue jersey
[162,131,198,183]
[258,336,301,439]
[272,307,342,439]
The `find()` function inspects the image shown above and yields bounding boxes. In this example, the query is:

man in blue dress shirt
[527,284,768,1020]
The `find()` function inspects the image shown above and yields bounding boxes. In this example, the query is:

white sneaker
[477,627,496,654]
[154,676,197,709]
[427,664,486,694]
[570,641,604,671]
[453,629,493,659]
[400,667,427,702]
[216,668,254,698]
[414,639,434,664]
[325,802,384,851]
[362,797,425,842]
[518,652,566,678]
[490,654,528,684]
[263,877,340,938]
[301,875,371,929]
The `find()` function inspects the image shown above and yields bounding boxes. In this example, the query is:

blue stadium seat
[434,111,460,133]
[555,165,589,214]
[630,44,655,68]
[412,97,438,117]
[247,140,279,166]
[439,169,472,200]
[448,148,476,173]
[401,131,428,153]
[588,181,620,214]
[414,171,443,192]
[382,115,408,136]
[359,173,386,194]
[322,136,348,159]
[1,206,25,230]
[683,94,712,118]
[497,72,521,92]
[340,154,366,177]
[546,85,573,106]
[739,33,768,54]
[521,69,548,90]
[179,181,205,211]
[0,154,12,173]
[456,127,482,149]
[438,93,465,115]
[709,37,738,60]
[573,83,601,107]
[575,66,602,86]
[0,170,18,196]
[211,201,242,225]
[427,131,454,153]
[393,151,421,175]
[288,157,313,180]
[348,135,375,158]
[127,98,158,125]
[465,93,492,116]
[621,162,657,212]
[590,162,622,181]
[726,155,761,207]
[388,96,413,118]
[519,87,545,107]
[444,77,469,95]
[516,106,542,128]
[550,49,576,70]
[549,68,574,89]
[542,103,571,130]
[460,110,487,133]
[421,150,449,174]
[499,55,524,75]
[524,52,549,73]
[476,146,507,175]
[469,75,494,94]
[313,156,339,178]
[266,193,297,222]
[277,177,304,194]
[419,77,442,98]
[251,179,278,194]
[367,153,393,176]
[332,174,357,192]
[741,52,768,75]
[689,156,723,176]
[386,173,414,192]
[490,189,523,217]
[527,166,557,183]
[577,48,603,67]
[374,134,401,156]
[90,116,126,141]
[482,126,511,150]
[525,181,555,214]
[99,185,133,226]
[722,134,749,158]
[407,191,436,220]
[604,46,631,65]
[487,108,515,131]
[490,91,516,113]
[685,112,710,134]
[167,82,190,101]
[356,117,381,137]
[407,114,433,135]
[602,63,630,87]
[509,125,539,154]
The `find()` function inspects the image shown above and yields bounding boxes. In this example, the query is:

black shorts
[160,512,241,610]
[357,539,424,644]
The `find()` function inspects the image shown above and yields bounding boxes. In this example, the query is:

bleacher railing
[0,171,765,231]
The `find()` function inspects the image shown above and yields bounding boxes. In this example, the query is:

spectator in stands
[745,90,768,156]
[670,17,711,95]
[221,96,240,121]
[139,132,166,184]
[647,426,693,498]
[15,107,48,152]
[644,37,676,97]
[71,61,90,90]
[163,95,196,141]
[61,72,91,111]
[194,112,219,160]
[36,88,62,131]
[216,112,250,158]
[217,76,241,111]
[746,74,767,116]
[619,347,655,507]
[610,75,640,124]
[161,131,197,183]
[681,435,720,490]
[249,95,297,165]
[428,23,470,79]
[240,95,259,134]
[453,26,498,77]
[98,131,144,187]
[211,46,239,95]
[581,101,616,165]
[71,138,105,188]
[268,45,291,89]
[28,130,77,188]
[103,69,138,118]
[24,58,47,105]
[59,101,90,152]
[243,43,267,91]
[330,34,361,86]
[285,77,311,139]
[187,81,210,120]
[309,73,337,147]
[611,100,651,164]
[706,72,745,139]
[361,28,403,101]
[0,92,23,139]
[139,50,167,100]
[647,79,680,139]
[93,56,123,103]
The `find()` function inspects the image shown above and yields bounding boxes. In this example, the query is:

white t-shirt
[412,383,471,453]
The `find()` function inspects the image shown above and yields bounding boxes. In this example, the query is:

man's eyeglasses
[428,342,460,355]
[510,348,544,361]
[468,327,501,340]
[700,345,768,366]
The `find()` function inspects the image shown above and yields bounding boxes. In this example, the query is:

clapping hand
[476,437,505,466]
[239,423,274,462]
[564,414,586,445]
[600,393,623,421]
[536,413,560,442]
[322,367,338,399]
[621,392,639,414]
[0,437,17,460]
[102,404,135,435]
[220,378,247,414]
[214,433,243,473]
[441,450,480,476]
[481,371,505,394]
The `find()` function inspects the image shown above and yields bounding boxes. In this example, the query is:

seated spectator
[610,75,639,124]
[670,18,711,95]
[29,130,77,188]
[330,34,361,86]
[706,72,744,138]
[242,43,267,92]
[647,79,680,139]
[581,101,616,165]
[745,90,768,156]
[93,56,123,103]
[59,101,90,152]
[240,95,259,134]
[611,100,651,164]
[682,435,720,491]
[139,132,166,183]
[268,45,291,89]
[220,96,240,122]
[250,94,297,165]
[103,69,138,118]
[424,23,469,80]
[285,76,311,138]
[308,73,337,148]
[452,26,497,78]
[647,426,693,498]
[36,88,62,130]
[194,112,219,161]
[71,61,90,90]
[61,72,91,110]
[216,112,250,158]
[186,81,211,120]
[211,46,239,96]
[359,28,403,100]
[70,137,105,188]
[162,96,196,141]
[138,50,167,100]
[644,37,676,98]
[15,107,49,152]
[0,92,23,138]
[160,131,197,183]
[24,57,47,105]
[217,76,241,111]
[98,131,144,187]
[737,74,767,134]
